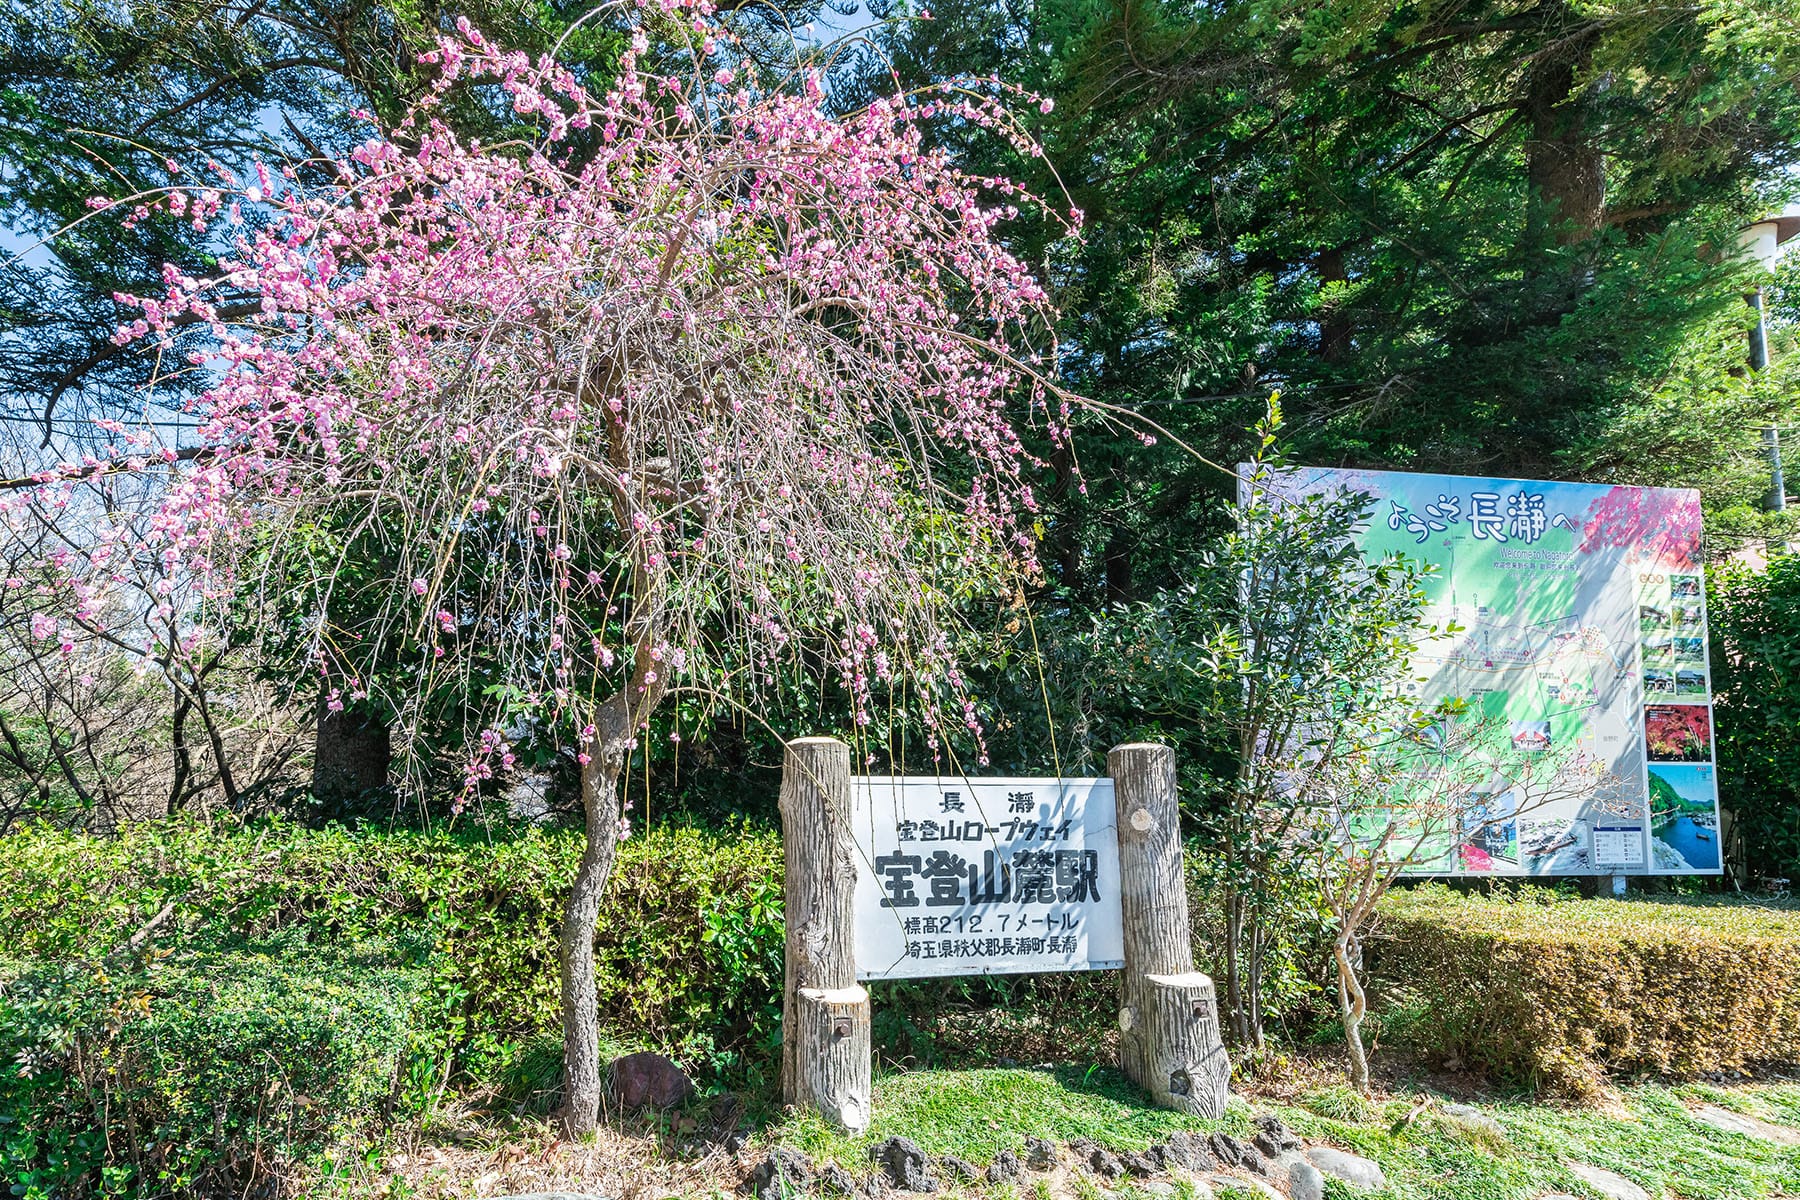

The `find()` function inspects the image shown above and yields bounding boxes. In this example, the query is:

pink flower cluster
[16,0,1078,794]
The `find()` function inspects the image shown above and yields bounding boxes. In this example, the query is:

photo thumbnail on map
[1644,705,1712,763]
[1647,762,1720,871]
[1518,815,1591,874]
[1509,720,1552,752]
[1458,791,1520,871]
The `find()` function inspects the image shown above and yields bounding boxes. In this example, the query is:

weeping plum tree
[8,1,1076,1133]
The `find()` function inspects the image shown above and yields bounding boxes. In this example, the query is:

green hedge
[1,944,423,1199]
[0,818,787,1083]
[0,818,1163,1086]
[1373,885,1800,1095]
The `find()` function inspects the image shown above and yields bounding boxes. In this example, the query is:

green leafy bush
[1,815,1293,1156]
[0,818,788,1089]
[0,944,422,1198]
[1373,885,1800,1095]
[0,818,1196,1095]
[1709,555,1800,883]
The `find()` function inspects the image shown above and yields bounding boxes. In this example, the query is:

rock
[871,1137,938,1193]
[1202,1174,1281,1200]
[818,1166,859,1196]
[1161,1131,1213,1170]
[1141,1144,1170,1171]
[1565,1164,1648,1200]
[1690,1104,1800,1144]
[1085,1148,1125,1182]
[1137,1184,1175,1199]
[1287,1161,1327,1200]
[744,1149,815,1200]
[1236,1145,1269,1177]
[985,1151,1022,1184]
[938,1156,980,1183]
[1305,1147,1387,1191]
[1206,1133,1245,1168]
[1253,1115,1303,1154]
[1117,1150,1160,1179]
[1024,1136,1059,1171]
[1439,1102,1506,1140]
[608,1051,693,1110]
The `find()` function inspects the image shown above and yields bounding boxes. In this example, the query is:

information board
[1266,467,1723,876]
[850,776,1125,980]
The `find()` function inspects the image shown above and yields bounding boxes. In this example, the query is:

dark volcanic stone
[870,1137,937,1193]
[817,1165,859,1196]
[985,1151,1022,1184]
[1070,1141,1124,1182]
[1161,1131,1212,1170]
[1024,1137,1059,1171]
[939,1156,980,1183]
[1118,1150,1159,1179]
[1253,1114,1303,1154]
[1207,1133,1245,1168]
[744,1150,814,1200]
[607,1051,694,1110]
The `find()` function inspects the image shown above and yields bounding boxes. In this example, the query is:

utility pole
[1767,426,1787,514]
[1739,215,1798,514]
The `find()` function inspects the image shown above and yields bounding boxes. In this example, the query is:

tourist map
[1277,467,1723,876]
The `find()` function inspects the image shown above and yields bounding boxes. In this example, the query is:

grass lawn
[759,1065,1800,1200]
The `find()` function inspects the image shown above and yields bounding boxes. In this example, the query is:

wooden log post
[778,736,872,1132]
[1110,742,1232,1117]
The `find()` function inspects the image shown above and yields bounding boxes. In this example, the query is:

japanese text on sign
[851,777,1124,981]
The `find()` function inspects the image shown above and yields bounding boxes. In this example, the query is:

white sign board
[850,775,1124,981]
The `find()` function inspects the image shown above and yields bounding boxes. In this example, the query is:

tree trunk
[1224,889,1247,1044]
[312,703,392,803]
[167,693,194,817]
[1522,13,1603,247]
[1334,933,1371,1093]
[1316,246,1351,362]
[558,704,623,1135]
[1248,920,1265,1049]
[559,687,647,1137]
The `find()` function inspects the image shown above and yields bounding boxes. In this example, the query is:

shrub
[1709,555,1800,883]
[0,943,423,1199]
[1373,885,1800,1095]
[0,817,1280,1107]
[0,819,789,1090]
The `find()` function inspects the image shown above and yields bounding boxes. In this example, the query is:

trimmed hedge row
[1,820,793,1196]
[0,818,787,1080]
[0,819,1134,1095]
[2,946,423,1199]
[1373,884,1800,1095]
